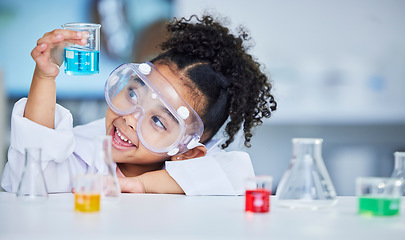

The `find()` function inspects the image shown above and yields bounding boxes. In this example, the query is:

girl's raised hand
[31,29,88,80]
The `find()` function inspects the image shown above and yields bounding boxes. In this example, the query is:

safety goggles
[105,62,204,156]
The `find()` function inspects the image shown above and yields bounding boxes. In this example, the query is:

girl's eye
[151,116,167,130]
[128,89,138,103]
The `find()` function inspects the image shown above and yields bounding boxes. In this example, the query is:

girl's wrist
[33,66,58,82]
[118,176,146,193]
[136,176,147,193]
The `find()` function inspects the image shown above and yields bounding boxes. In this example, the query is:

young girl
[1,15,277,195]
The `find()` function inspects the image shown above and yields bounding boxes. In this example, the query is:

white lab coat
[1,98,255,195]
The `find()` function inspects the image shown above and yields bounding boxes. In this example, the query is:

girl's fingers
[65,38,87,46]
[31,42,56,69]
[31,43,48,60]
[31,28,89,74]
[37,29,88,46]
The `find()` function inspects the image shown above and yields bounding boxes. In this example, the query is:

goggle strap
[186,138,204,150]
[167,147,180,156]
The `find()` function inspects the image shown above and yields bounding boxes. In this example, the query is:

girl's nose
[123,114,137,130]
[122,110,142,130]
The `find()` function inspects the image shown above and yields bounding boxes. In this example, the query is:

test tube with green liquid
[358,196,400,216]
[356,177,402,216]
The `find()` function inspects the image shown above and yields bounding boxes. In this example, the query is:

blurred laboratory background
[0,0,404,194]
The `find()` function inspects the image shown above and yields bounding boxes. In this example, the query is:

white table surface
[0,192,404,240]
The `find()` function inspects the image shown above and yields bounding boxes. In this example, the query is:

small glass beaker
[62,23,101,75]
[74,174,102,212]
[245,176,272,213]
[356,177,402,216]
[276,138,337,209]
[16,148,48,201]
[390,152,405,195]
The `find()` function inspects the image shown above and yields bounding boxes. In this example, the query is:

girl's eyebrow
[129,77,149,96]
[131,77,146,87]
[130,76,179,124]
[159,106,179,124]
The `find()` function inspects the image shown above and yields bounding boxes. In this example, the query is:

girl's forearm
[25,29,86,129]
[120,170,185,194]
[141,170,184,194]
[24,68,57,129]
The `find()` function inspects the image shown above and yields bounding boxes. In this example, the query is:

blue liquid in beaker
[64,47,99,75]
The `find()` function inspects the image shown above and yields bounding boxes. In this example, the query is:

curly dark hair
[151,14,277,148]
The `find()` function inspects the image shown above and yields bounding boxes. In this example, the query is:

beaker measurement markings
[64,47,99,75]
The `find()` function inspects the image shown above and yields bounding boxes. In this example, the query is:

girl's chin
[111,148,134,163]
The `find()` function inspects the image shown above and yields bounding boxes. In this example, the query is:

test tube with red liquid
[245,176,273,213]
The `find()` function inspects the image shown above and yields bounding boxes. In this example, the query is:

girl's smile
[111,126,136,150]
[109,116,139,151]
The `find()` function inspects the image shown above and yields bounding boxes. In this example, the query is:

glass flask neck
[95,136,113,165]
[93,135,121,200]
[292,138,323,161]
[392,152,405,196]
[394,152,405,170]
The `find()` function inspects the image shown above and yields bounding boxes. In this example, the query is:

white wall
[176,0,405,124]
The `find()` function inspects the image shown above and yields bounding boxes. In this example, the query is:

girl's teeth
[117,128,130,142]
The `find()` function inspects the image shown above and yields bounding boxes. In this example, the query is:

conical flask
[390,151,405,195]
[94,135,121,201]
[16,148,48,201]
[276,138,337,209]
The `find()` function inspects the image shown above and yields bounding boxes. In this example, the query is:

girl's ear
[170,146,207,161]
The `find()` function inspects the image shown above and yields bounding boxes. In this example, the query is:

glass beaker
[390,151,405,195]
[356,177,402,216]
[62,23,101,75]
[94,135,121,201]
[276,138,337,209]
[16,148,48,201]
[74,174,102,212]
[245,176,273,213]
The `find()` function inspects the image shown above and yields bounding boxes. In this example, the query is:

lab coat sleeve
[165,151,255,196]
[1,98,75,193]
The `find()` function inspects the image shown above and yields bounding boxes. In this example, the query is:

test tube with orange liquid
[74,174,102,212]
